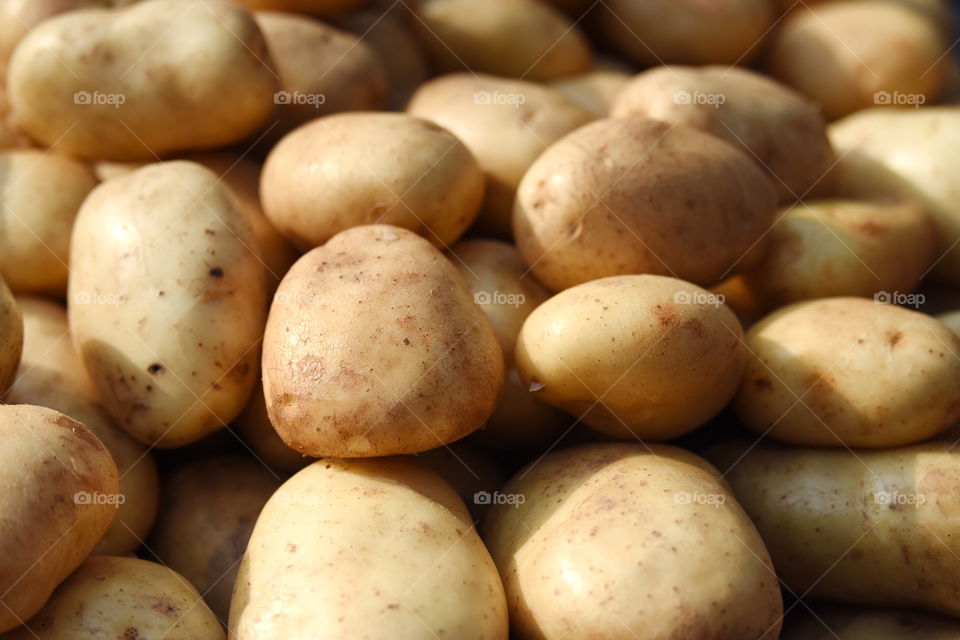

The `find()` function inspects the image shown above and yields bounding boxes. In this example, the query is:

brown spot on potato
[209,267,224,278]
[148,363,163,375]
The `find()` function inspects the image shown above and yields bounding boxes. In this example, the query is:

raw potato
[740,200,937,307]
[0,85,30,149]
[261,113,484,251]
[781,605,960,639]
[516,275,746,440]
[0,0,109,76]
[592,0,775,66]
[471,367,568,451]
[407,73,594,237]
[0,278,22,395]
[549,70,630,117]
[736,297,960,447]
[229,0,365,17]
[3,556,225,639]
[765,1,949,119]
[513,117,777,291]
[482,443,782,639]
[69,161,267,448]
[0,150,98,295]
[5,297,158,555]
[710,275,766,327]
[263,225,504,457]
[234,384,308,474]
[0,405,119,633]
[611,65,836,202]
[7,0,277,159]
[413,442,506,521]
[829,107,960,285]
[411,0,592,81]
[229,457,509,639]
[709,441,960,616]
[151,456,280,622]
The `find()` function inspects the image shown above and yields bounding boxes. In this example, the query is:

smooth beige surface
[549,70,630,117]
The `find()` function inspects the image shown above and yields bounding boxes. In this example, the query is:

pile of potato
[2,0,960,638]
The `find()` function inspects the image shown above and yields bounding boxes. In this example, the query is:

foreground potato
[263,225,503,457]
[262,113,484,251]
[0,405,118,633]
[483,443,781,639]
[709,441,960,616]
[737,297,960,447]
[69,161,267,447]
[0,278,22,395]
[781,605,960,639]
[7,0,277,159]
[229,457,508,639]
[513,117,777,291]
[4,556,224,639]
[517,275,745,440]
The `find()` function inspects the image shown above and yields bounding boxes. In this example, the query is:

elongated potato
[781,605,960,639]
[69,161,267,447]
[0,405,119,633]
[709,441,960,616]
[483,443,782,639]
[229,457,508,639]
[0,278,22,395]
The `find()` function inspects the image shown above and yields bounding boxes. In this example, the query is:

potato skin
[263,225,503,457]
[230,0,365,17]
[0,405,119,633]
[781,605,960,639]
[229,457,508,640]
[736,297,960,447]
[482,443,782,639]
[549,70,630,117]
[7,0,277,159]
[3,556,225,639]
[0,278,22,395]
[516,275,746,440]
[512,117,777,291]
[69,161,267,448]
[709,441,960,616]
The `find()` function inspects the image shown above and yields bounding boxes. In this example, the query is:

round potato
[765,1,949,119]
[0,149,98,295]
[0,277,22,395]
[516,275,746,440]
[781,605,960,639]
[229,457,508,639]
[7,0,277,159]
[737,297,960,447]
[261,113,484,251]
[611,65,836,202]
[69,161,267,448]
[263,225,503,457]
[513,117,777,291]
[3,556,224,639]
[482,443,782,639]
[229,0,365,17]
[234,384,309,474]
[549,70,630,117]
[0,405,119,633]
[407,73,594,237]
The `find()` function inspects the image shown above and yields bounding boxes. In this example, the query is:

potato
[69,161,267,447]
[0,85,30,149]
[708,441,960,616]
[5,297,158,555]
[939,309,960,336]
[229,457,508,639]
[255,11,387,136]
[781,605,960,639]
[3,556,225,639]
[407,73,593,237]
[411,0,592,81]
[263,225,503,457]
[261,113,484,251]
[0,150,98,295]
[549,70,630,117]
[0,405,119,633]
[0,278,22,395]
[7,0,277,159]
[413,442,506,521]
[471,367,568,451]
[737,297,960,447]
[710,275,766,328]
[234,384,309,474]
[0,0,110,77]
[765,1,949,119]
[592,0,775,66]
[482,443,782,639]
[611,65,836,202]
[513,117,777,291]
[151,456,280,622]
[516,275,746,440]
[829,107,960,285]
[229,0,365,17]
[739,200,937,307]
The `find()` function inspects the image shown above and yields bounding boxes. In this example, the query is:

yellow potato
[0,405,119,633]
[7,0,277,159]
[261,113,484,251]
[69,161,267,447]
[548,69,630,117]
[0,278,22,395]
[0,85,30,149]
[3,556,225,639]
[0,0,111,76]
[230,0,365,17]
[229,457,508,639]
[710,275,766,328]
[263,225,503,457]
[482,443,782,639]
[234,384,309,474]
[513,117,777,291]
[516,275,746,441]
[781,605,960,639]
